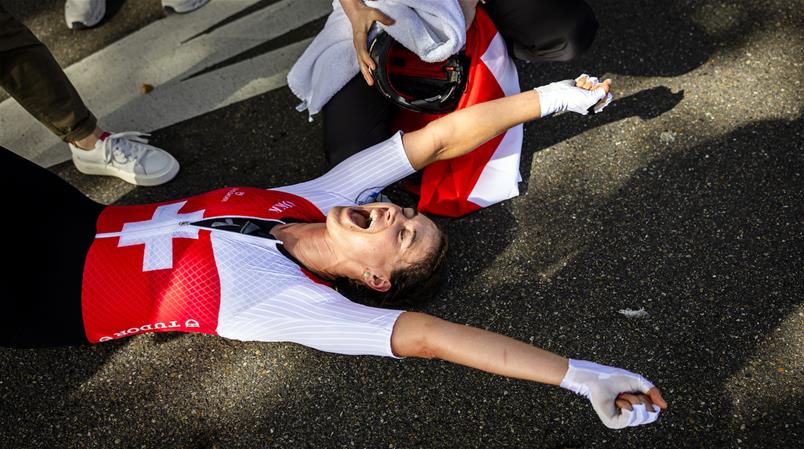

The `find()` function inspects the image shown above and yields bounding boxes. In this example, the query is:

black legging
[0,148,101,347]
[323,0,598,165]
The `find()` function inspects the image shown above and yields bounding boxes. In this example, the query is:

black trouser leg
[484,0,598,62]
[0,148,102,347]
[322,75,395,167]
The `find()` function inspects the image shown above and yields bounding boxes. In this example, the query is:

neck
[271,223,345,280]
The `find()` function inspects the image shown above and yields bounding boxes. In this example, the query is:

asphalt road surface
[0,0,801,448]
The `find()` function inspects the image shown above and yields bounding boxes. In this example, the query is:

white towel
[287,0,466,118]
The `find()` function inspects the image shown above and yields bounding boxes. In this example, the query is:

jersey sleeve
[216,282,405,358]
[273,132,415,214]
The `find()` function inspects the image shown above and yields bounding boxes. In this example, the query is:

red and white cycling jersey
[83,187,326,341]
[81,133,414,357]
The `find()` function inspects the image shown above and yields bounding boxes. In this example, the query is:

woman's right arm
[391,311,668,429]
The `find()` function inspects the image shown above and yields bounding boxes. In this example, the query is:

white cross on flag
[114,202,206,271]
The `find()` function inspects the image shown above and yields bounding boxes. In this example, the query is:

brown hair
[382,229,449,307]
[336,227,449,309]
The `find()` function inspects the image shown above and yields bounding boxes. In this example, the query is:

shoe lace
[103,131,151,167]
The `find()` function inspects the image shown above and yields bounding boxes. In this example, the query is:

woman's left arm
[402,75,612,170]
[391,311,668,429]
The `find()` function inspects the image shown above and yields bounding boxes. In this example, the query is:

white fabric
[276,131,415,214]
[213,132,416,357]
[467,121,522,207]
[535,74,613,118]
[212,233,404,357]
[560,359,661,429]
[287,0,466,117]
[465,31,522,207]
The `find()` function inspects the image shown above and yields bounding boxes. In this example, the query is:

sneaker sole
[163,0,210,14]
[73,157,180,187]
[66,1,106,29]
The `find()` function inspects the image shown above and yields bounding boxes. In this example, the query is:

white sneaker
[162,0,211,14]
[69,132,180,186]
[65,0,106,30]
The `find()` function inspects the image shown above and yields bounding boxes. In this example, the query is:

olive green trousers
[0,5,96,142]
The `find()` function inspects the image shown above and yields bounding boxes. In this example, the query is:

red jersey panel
[82,187,325,343]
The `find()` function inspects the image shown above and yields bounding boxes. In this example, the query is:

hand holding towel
[288,0,466,118]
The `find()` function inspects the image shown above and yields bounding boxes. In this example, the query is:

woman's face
[326,203,441,281]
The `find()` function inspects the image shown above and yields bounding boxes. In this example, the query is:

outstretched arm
[391,311,668,429]
[392,311,569,384]
[402,75,612,170]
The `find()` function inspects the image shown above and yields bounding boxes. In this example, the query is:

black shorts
[0,148,102,347]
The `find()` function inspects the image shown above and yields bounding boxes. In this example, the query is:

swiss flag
[82,198,222,343]
[394,8,522,217]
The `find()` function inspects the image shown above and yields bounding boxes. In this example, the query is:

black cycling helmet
[369,31,470,114]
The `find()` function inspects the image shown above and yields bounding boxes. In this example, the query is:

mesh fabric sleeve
[216,281,405,358]
[274,132,415,213]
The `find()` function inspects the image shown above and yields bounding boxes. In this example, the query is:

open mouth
[349,207,385,230]
[350,208,372,229]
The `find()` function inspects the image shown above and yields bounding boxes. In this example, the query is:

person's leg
[0,5,97,143]
[0,6,181,186]
[0,148,103,347]
[322,75,395,167]
[483,0,598,62]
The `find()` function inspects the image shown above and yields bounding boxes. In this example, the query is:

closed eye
[400,227,416,250]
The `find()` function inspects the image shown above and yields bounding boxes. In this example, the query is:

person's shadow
[418,117,802,448]
[425,85,685,297]
[520,86,685,187]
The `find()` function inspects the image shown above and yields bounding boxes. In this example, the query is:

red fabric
[393,8,514,217]
[83,228,221,342]
[82,188,326,343]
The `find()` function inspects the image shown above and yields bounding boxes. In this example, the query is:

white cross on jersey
[116,201,206,272]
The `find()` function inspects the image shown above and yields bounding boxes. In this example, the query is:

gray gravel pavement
[1,0,801,448]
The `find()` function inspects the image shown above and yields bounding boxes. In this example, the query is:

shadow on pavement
[0,72,798,449]
[0,0,800,446]
[443,116,801,447]
[519,85,685,188]
[189,116,798,448]
[0,340,130,442]
[582,0,713,77]
[521,0,788,85]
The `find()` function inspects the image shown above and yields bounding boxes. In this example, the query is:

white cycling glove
[560,359,661,429]
[535,74,613,118]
